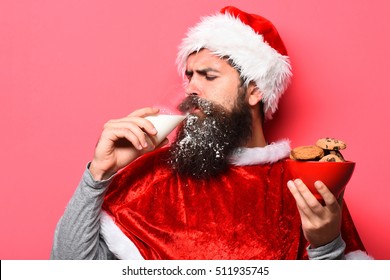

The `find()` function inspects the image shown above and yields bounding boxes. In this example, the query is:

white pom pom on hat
[177,6,292,119]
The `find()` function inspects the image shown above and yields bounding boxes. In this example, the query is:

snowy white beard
[169,97,252,178]
[170,114,232,178]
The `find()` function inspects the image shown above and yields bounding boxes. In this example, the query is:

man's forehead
[185,49,231,71]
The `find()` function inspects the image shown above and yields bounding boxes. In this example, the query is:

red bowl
[286,159,356,201]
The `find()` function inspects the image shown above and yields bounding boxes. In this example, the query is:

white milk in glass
[145,114,187,145]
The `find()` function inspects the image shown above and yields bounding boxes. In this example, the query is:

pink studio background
[1,0,389,259]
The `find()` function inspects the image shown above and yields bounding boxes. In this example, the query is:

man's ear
[247,82,262,106]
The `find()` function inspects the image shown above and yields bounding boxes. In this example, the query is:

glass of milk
[145,114,187,146]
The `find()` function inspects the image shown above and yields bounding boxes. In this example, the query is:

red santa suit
[100,141,368,259]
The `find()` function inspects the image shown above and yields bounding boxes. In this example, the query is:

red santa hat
[177,6,292,119]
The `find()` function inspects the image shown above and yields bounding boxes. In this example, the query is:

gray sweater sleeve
[307,234,346,260]
[50,164,117,260]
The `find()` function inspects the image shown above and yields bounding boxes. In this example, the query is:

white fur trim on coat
[100,210,144,260]
[177,12,292,119]
[229,140,290,166]
[345,250,374,260]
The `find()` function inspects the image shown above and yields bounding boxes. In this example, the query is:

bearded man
[51,6,370,260]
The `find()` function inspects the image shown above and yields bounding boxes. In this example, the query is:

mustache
[177,96,223,116]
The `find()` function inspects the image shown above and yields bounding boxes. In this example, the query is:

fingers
[104,121,154,149]
[314,181,339,212]
[109,126,150,150]
[102,107,161,150]
[288,179,340,215]
[288,179,320,205]
[288,179,319,218]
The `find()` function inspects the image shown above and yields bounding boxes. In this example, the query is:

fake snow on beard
[169,95,252,179]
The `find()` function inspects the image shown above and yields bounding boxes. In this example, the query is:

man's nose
[185,77,202,97]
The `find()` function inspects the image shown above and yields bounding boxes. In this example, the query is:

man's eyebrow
[197,68,220,75]
[185,68,220,76]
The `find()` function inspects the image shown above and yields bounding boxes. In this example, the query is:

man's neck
[244,117,267,148]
